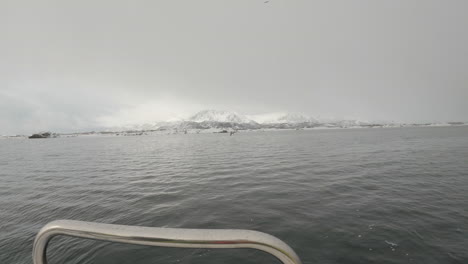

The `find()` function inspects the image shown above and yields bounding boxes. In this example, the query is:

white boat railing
[33,220,302,264]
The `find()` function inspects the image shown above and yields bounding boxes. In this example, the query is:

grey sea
[1,126,467,264]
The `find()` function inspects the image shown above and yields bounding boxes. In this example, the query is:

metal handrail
[33,220,302,264]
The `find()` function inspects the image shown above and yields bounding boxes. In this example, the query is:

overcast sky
[1,0,467,134]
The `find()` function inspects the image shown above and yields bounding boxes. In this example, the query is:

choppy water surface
[1,127,467,264]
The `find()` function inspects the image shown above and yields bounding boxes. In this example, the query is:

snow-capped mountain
[104,109,411,133]
[188,110,255,124]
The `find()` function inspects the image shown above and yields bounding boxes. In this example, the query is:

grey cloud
[1,0,468,134]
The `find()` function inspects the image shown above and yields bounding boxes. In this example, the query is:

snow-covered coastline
[4,110,467,139]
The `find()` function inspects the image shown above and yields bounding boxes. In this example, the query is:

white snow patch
[248,112,316,124]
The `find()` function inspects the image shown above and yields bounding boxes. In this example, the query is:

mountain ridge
[104,110,398,132]
[95,110,468,135]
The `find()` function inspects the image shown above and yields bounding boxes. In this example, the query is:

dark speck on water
[1,127,468,264]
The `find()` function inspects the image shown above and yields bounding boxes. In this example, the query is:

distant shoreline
[2,123,467,139]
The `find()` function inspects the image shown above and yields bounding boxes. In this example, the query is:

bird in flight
[264,1,269,3]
